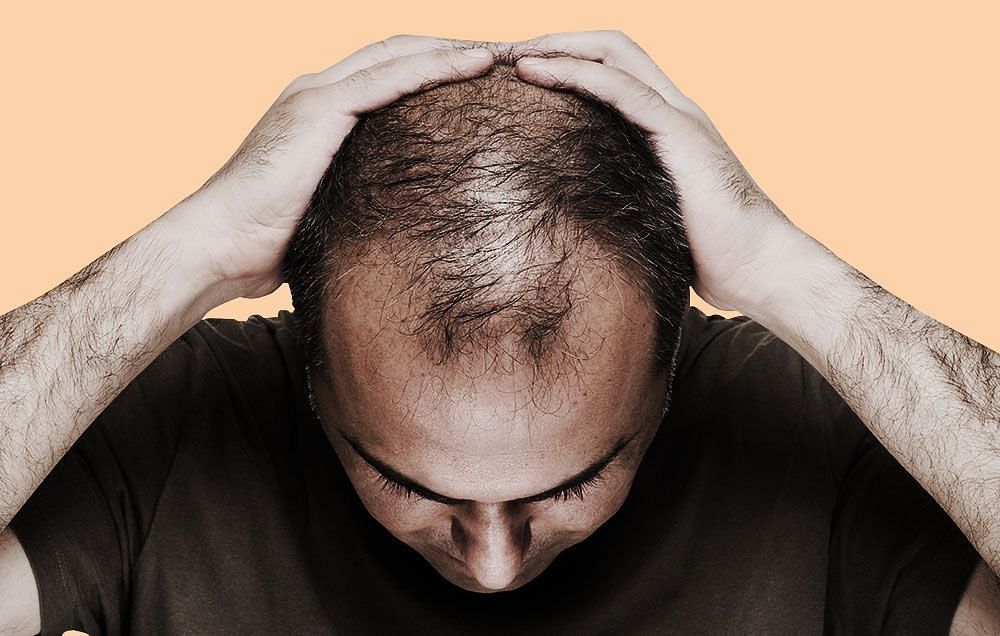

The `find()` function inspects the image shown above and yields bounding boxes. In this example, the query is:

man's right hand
[165,37,494,301]
[0,37,493,636]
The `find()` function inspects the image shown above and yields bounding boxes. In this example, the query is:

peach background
[2,2,997,349]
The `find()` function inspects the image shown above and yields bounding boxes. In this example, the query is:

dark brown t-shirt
[10,306,979,634]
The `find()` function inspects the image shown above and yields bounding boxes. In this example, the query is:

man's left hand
[503,29,1000,632]
[509,29,812,315]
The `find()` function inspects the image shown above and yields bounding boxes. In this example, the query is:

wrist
[737,229,864,369]
[141,203,246,322]
[157,187,286,303]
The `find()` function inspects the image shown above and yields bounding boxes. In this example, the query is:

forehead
[317,247,661,497]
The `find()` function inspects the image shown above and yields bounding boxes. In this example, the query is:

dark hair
[281,62,694,385]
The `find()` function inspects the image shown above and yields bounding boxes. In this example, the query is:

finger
[311,35,485,86]
[507,31,709,125]
[300,47,494,119]
[514,31,680,97]
[514,55,685,136]
[278,35,487,101]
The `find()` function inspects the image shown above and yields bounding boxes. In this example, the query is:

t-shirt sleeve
[7,322,219,636]
[809,359,981,634]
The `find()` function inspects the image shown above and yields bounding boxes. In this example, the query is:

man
[0,30,997,634]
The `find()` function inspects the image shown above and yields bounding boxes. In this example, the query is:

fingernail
[462,48,491,58]
[517,57,544,66]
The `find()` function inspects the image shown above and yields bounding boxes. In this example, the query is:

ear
[950,559,1000,635]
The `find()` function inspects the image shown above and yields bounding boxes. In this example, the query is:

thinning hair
[281,61,694,385]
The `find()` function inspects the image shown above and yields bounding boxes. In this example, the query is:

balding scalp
[282,62,694,382]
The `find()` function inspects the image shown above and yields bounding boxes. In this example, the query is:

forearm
[741,229,1000,576]
[0,200,236,530]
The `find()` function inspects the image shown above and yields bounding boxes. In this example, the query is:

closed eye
[544,470,606,502]
[371,464,608,504]
[344,428,638,506]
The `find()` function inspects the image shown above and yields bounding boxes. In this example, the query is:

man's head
[281,60,694,592]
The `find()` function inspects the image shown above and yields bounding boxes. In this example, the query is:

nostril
[521,517,532,554]
[450,507,533,590]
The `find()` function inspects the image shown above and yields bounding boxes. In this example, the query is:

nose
[451,503,531,591]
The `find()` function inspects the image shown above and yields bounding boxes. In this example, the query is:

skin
[502,29,1000,631]
[1,28,998,633]
[0,39,498,633]
[309,250,672,593]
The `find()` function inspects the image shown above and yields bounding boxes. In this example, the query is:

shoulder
[187,310,304,376]
[87,310,310,461]
[674,306,814,402]
[174,309,311,436]
[670,305,869,480]
[177,310,308,401]
[674,305,851,410]
[107,309,305,411]
[673,306,761,383]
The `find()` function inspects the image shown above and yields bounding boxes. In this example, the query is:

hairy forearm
[0,202,234,530]
[743,230,1000,576]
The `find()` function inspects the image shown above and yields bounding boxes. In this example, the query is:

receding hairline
[309,67,664,378]
[283,55,694,390]
[317,227,661,387]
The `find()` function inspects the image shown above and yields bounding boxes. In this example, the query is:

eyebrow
[339,428,641,506]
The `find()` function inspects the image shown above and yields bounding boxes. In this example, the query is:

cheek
[355,485,443,536]
[326,439,435,534]
[338,460,448,542]
[530,477,636,549]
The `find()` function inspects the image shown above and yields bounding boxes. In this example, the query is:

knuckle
[633,88,660,114]
[283,87,328,122]
[434,46,458,61]
[427,47,463,71]
[641,85,662,103]
[281,89,308,112]
[223,108,298,181]
[384,33,416,46]
[373,39,394,62]
[272,93,309,126]
[604,29,639,51]
[373,34,423,58]
[342,67,376,92]
[358,40,387,59]
[285,72,317,94]
[684,98,710,120]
